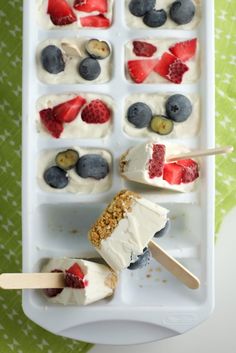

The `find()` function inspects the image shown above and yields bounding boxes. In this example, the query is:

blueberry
[143,9,167,28]
[44,166,69,189]
[154,220,171,238]
[128,248,151,270]
[41,45,65,74]
[78,58,101,81]
[76,154,109,180]
[129,0,156,17]
[127,102,152,129]
[170,0,196,25]
[165,94,192,122]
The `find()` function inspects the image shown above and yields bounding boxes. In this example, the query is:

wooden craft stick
[167,146,234,163]
[148,240,200,290]
[0,273,65,290]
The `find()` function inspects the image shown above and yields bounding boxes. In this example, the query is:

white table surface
[91,207,236,353]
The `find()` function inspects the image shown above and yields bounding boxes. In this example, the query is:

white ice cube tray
[22,0,215,345]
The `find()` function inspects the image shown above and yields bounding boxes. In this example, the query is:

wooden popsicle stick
[0,273,65,290]
[167,146,234,163]
[148,240,200,290]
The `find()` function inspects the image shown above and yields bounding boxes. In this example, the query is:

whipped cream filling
[125,0,201,30]
[38,147,112,194]
[36,38,112,84]
[124,93,200,138]
[42,258,115,305]
[125,38,200,84]
[97,197,168,271]
[122,142,199,192]
[36,93,113,139]
[36,0,114,29]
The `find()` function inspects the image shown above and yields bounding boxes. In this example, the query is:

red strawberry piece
[176,159,199,183]
[80,14,110,27]
[148,144,166,179]
[65,263,88,289]
[39,109,64,139]
[52,96,86,123]
[128,59,159,84]
[133,41,157,58]
[47,0,77,26]
[81,99,111,124]
[169,38,197,62]
[44,269,64,298]
[154,52,189,84]
[163,163,184,185]
[74,0,108,13]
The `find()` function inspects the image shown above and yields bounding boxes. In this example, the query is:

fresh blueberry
[78,58,101,81]
[128,248,151,270]
[169,0,196,25]
[127,102,153,128]
[44,270,64,298]
[154,220,171,238]
[165,94,192,122]
[129,0,156,17]
[76,154,109,180]
[44,166,69,189]
[143,9,167,28]
[41,45,65,74]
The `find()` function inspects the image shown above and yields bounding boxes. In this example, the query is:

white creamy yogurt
[42,258,116,305]
[124,93,200,138]
[38,146,112,194]
[125,38,200,84]
[97,197,169,271]
[36,0,114,29]
[122,142,199,192]
[36,93,113,139]
[125,0,201,30]
[36,38,112,84]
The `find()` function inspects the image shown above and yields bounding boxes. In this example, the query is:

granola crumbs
[119,151,129,174]
[105,272,118,290]
[88,190,140,248]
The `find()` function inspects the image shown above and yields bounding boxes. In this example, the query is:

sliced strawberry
[148,144,166,179]
[163,163,184,185]
[65,263,88,289]
[52,96,86,123]
[39,109,64,138]
[47,0,77,26]
[177,159,199,183]
[128,59,158,84]
[133,41,157,58]
[169,39,197,62]
[74,0,108,13]
[80,14,110,27]
[81,99,111,124]
[154,52,189,84]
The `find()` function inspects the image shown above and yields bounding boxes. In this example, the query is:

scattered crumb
[147,268,153,273]
[69,229,80,235]
[139,285,143,288]
[162,279,168,284]
[146,274,151,279]
[170,216,177,220]
[156,267,162,272]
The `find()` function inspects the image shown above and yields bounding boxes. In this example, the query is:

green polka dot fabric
[0,0,235,351]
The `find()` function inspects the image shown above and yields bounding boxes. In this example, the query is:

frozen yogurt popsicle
[42,258,118,305]
[88,190,169,271]
[120,142,199,192]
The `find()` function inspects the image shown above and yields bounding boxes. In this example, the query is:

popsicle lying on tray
[120,142,200,192]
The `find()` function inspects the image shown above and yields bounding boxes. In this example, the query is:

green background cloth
[0,1,235,351]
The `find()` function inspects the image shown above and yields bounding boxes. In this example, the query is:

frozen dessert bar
[124,93,200,138]
[125,38,200,84]
[36,0,114,29]
[38,147,112,194]
[37,38,112,84]
[89,190,169,271]
[42,258,118,305]
[37,93,113,139]
[125,0,201,30]
[120,142,199,192]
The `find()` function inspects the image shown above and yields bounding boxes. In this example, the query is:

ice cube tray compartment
[22,0,214,344]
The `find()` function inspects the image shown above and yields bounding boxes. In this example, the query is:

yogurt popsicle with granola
[120,142,199,192]
[88,190,169,272]
[42,258,118,305]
